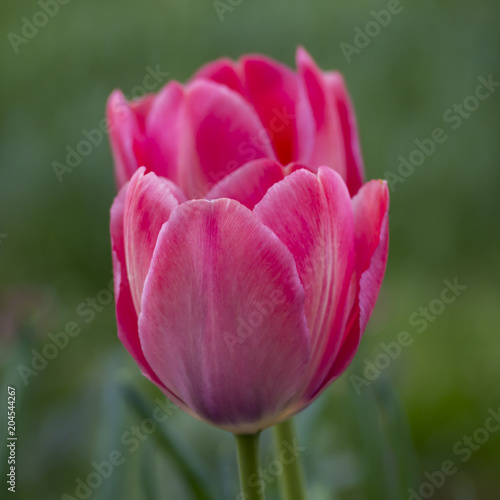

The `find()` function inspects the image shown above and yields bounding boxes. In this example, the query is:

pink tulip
[109,49,389,434]
[107,47,364,198]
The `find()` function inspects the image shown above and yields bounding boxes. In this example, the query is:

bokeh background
[1,0,499,499]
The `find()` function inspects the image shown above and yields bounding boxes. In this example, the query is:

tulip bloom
[108,48,389,435]
[108,47,364,197]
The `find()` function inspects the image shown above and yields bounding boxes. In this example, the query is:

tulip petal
[296,47,366,197]
[107,90,149,188]
[352,180,389,331]
[296,48,346,178]
[242,56,299,165]
[178,80,276,199]
[316,180,389,391]
[145,81,186,183]
[205,159,284,209]
[192,58,245,95]
[195,55,315,166]
[254,167,355,398]
[123,168,180,313]
[139,199,310,433]
[324,72,365,195]
[130,94,155,132]
[110,184,187,407]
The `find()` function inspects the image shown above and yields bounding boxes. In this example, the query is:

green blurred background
[1,0,499,499]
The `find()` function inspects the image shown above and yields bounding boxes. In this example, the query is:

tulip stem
[234,432,264,500]
[273,419,307,500]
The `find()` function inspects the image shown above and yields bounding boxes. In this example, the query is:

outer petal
[110,183,186,407]
[324,72,365,195]
[351,180,389,331]
[123,168,180,313]
[177,80,276,199]
[139,199,310,433]
[253,167,355,399]
[107,90,149,188]
[316,180,389,392]
[205,159,284,209]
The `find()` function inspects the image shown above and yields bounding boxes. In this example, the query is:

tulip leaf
[93,353,128,500]
[140,440,161,500]
[121,384,216,500]
[372,373,418,497]
[349,371,417,499]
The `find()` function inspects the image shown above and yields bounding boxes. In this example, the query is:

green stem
[273,419,307,500]
[234,433,265,500]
